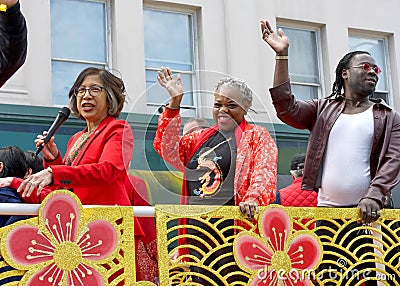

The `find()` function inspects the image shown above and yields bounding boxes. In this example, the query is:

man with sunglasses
[261,19,400,285]
[0,0,27,87]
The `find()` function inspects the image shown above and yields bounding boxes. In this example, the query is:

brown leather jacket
[270,80,400,207]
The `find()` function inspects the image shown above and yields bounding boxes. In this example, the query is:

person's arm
[43,151,63,167]
[17,129,63,197]
[242,126,278,205]
[9,177,48,203]
[0,0,27,87]
[260,20,289,86]
[270,81,319,130]
[153,107,200,172]
[49,121,133,188]
[19,120,134,197]
[153,67,197,171]
[359,111,400,222]
[261,19,318,131]
[238,126,278,218]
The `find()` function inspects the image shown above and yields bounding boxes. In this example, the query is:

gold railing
[1,192,400,285]
[156,205,400,286]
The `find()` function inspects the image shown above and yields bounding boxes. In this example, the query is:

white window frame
[277,22,324,99]
[50,0,112,106]
[348,33,391,104]
[143,3,199,115]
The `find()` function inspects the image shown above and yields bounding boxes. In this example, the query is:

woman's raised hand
[157,67,184,108]
[260,20,289,55]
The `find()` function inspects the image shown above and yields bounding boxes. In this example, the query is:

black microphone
[35,107,71,156]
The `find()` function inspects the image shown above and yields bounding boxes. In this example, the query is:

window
[143,7,197,117]
[349,36,390,103]
[50,0,109,106]
[278,26,322,100]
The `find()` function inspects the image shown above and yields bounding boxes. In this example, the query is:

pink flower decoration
[4,191,118,286]
[234,207,321,285]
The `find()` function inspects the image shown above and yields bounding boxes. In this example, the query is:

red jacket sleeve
[153,108,198,171]
[50,120,134,189]
[10,177,51,203]
[237,125,278,205]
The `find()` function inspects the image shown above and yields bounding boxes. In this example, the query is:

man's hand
[358,198,381,224]
[239,200,259,219]
[260,19,289,55]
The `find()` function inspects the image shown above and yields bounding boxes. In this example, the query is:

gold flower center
[271,251,291,275]
[53,241,82,271]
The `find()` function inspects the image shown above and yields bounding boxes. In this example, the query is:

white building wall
[1,0,399,124]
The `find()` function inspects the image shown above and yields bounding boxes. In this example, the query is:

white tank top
[318,106,374,207]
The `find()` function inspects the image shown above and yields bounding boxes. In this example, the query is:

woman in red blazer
[3,67,147,282]
[16,67,134,207]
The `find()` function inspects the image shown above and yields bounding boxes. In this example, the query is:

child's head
[0,146,27,179]
[24,150,44,178]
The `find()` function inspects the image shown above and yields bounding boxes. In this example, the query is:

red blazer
[125,175,156,244]
[125,176,158,282]
[43,116,134,206]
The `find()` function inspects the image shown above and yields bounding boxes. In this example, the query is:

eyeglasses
[352,63,381,74]
[74,86,105,97]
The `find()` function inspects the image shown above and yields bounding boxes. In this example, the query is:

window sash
[143,7,197,111]
[278,26,322,100]
[50,0,110,106]
[349,36,389,103]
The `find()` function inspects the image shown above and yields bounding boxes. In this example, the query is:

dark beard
[350,81,376,97]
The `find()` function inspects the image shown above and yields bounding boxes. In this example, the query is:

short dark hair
[290,153,306,171]
[0,146,27,178]
[69,67,127,120]
[25,151,44,174]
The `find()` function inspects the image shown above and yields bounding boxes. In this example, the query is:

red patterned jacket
[153,108,278,206]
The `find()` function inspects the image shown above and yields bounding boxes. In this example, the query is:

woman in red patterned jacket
[153,67,278,284]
